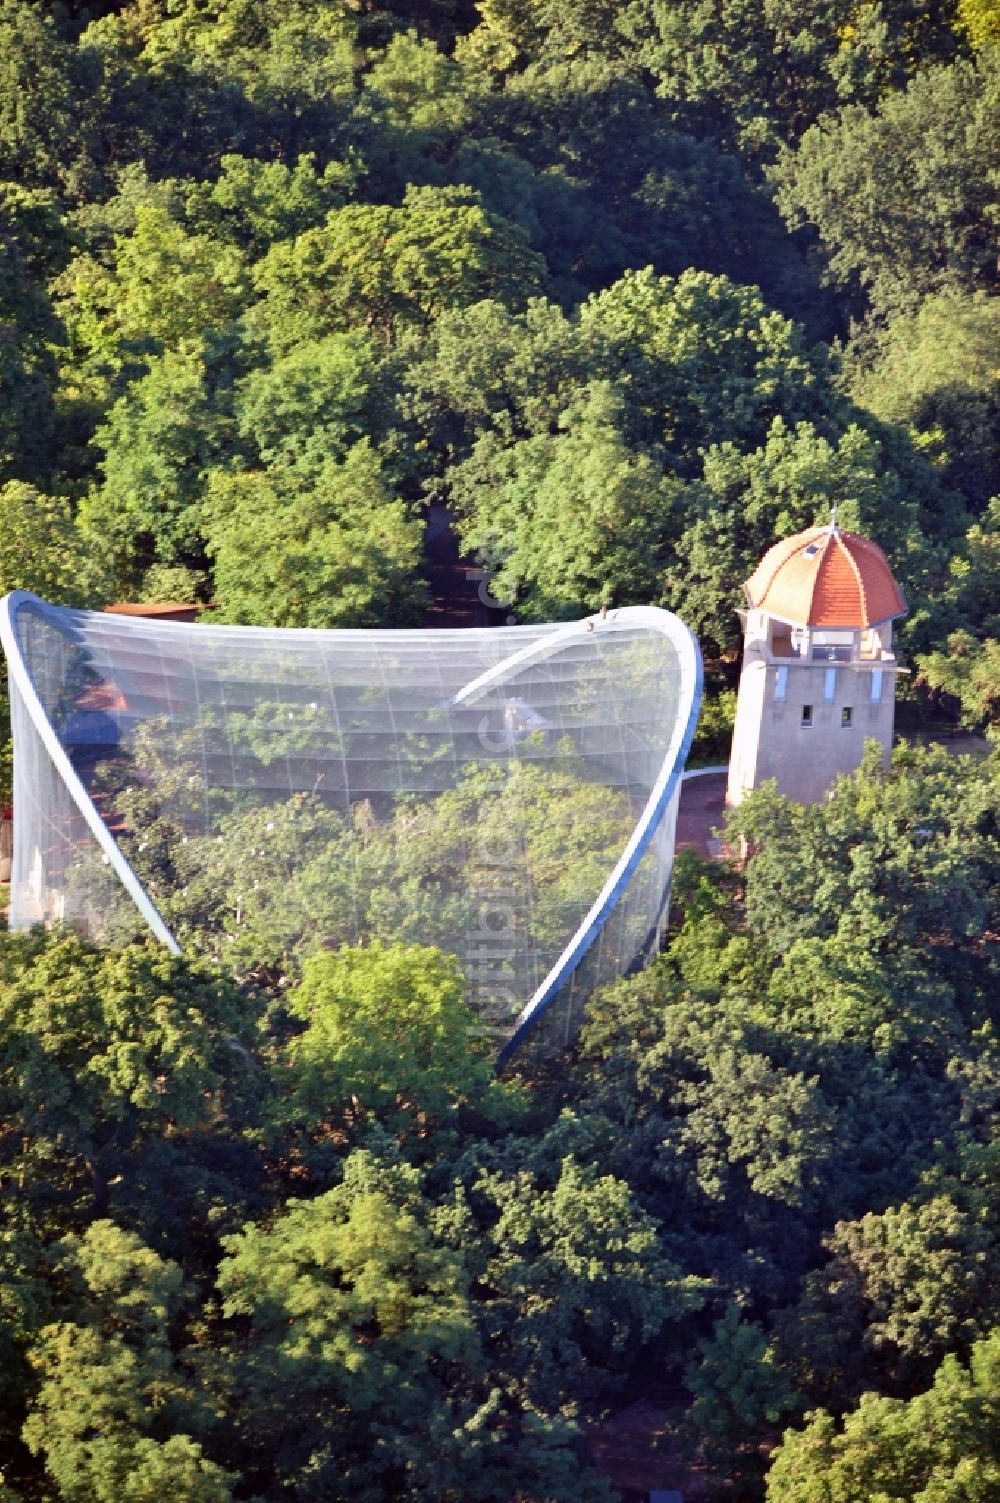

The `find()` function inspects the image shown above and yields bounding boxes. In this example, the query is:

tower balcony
[738,611,896,667]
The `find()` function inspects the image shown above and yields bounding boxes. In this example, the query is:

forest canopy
[0,0,994,749]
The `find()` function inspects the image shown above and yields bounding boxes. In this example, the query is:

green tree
[765,1330,1000,1502]
[771,54,1000,314]
[457,0,627,77]
[138,0,359,163]
[111,206,248,349]
[0,481,99,604]
[469,1153,706,1410]
[234,332,394,483]
[947,498,1000,634]
[359,30,474,197]
[0,1225,50,1480]
[957,0,1000,48]
[920,633,1000,737]
[621,0,961,151]
[0,1,88,192]
[420,270,859,631]
[139,563,206,605]
[81,342,233,587]
[215,1146,613,1501]
[730,742,1000,967]
[249,185,546,351]
[578,267,834,471]
[916,498,1000,732]
[783,1167,1000,1400]
[846,293,1000,511]
[284,942,495,1139]
[60,206,247,385]
[0,932,255,1224]
[74,10,252,191]
[658,1038,834,1210]
[203,443,426,627]
[683,1304,803,1479]
[22,1223,236,1503]
[568,747,1000,1320]
[0,184,70,487]
[26,1327,233,1503]
[452,380,680,618]
[398,294,601,494]
[0,480,106,802]
[182,151,357,259]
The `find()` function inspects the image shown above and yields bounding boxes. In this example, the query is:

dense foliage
[1,0,998,1498]
[0,0,995,780]
[1,746,997,1500]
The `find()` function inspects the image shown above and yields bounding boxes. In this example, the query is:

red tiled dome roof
[744,526,906,629]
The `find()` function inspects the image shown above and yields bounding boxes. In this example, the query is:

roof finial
[830,502,839,533]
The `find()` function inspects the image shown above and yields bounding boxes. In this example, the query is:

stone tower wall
[727,647,897,807]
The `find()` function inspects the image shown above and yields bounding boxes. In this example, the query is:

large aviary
[0,597,700,1058]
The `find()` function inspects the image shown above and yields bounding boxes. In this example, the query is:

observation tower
[0,595,701,1059]
[727,517,906,807]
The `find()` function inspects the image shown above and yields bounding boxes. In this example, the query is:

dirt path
[585,1391,719,1501]
[423,503,510,629]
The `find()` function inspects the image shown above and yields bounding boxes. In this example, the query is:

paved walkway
[671,729,993,864]
[676,770,728,859]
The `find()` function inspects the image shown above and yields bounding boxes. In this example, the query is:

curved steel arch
[0,594,701,1058]
[451,609,702,1064]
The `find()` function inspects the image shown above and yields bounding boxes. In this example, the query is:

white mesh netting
[2,594,701,1055]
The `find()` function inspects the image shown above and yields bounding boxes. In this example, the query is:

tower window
[775,666,788,700]
[801,704,813,727]
[824,667,837,701]
[871,668,883,703]
[842,706,853,727]
[811,630,853,662]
